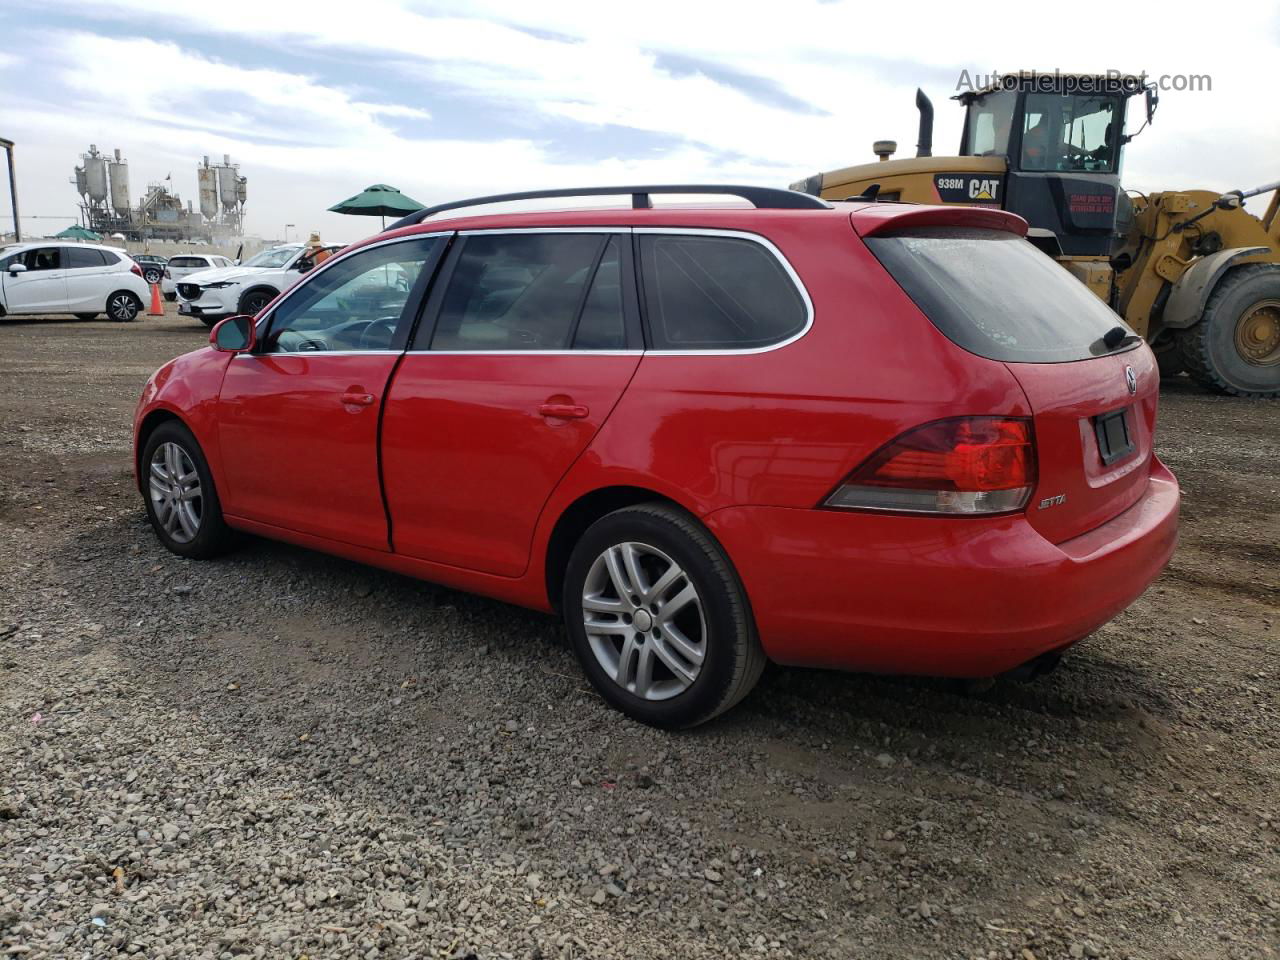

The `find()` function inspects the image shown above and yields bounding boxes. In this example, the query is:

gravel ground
[1,308,1277,960]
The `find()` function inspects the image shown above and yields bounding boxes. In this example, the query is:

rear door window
[66,247,108,268]
[638,233,807,350]
[429,233,623,351]
[866,227,1134,363]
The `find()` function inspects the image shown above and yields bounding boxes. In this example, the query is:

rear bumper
[704,459,1180,677]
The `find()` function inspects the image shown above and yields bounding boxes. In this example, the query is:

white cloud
[3,0,1278,238]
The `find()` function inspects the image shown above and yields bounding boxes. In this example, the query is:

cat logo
[933,174,1002,206]
[968,179,1000,201]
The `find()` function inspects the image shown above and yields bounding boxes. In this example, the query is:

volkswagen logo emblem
[1125,366,1137,395]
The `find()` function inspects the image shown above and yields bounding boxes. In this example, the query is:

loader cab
[957,74,1150,256]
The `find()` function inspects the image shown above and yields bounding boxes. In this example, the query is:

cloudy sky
[1,0,1277,244]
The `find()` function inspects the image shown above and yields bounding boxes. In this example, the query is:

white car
[176,243,344,326]
[0,242,151,322]
[160,253,235,301]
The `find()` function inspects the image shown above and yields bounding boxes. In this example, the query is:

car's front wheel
[238,289,275,316]
[141,420,235,559]
[164,292,177,302]
[562,504,765,728]
[107,291,143,322]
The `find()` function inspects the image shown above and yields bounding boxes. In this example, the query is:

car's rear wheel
[75,312,98,321]
[141,420,235,559]
[562,504,765,728]
[164,292,177,302]
[107,291,142,322]
[143,267,163,285]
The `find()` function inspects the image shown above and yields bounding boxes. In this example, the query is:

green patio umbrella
[327,183,425,230]
[55,224,101,241]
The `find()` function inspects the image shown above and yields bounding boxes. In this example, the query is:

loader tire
[1152,338,1185,379]
[1177,264,1280,398]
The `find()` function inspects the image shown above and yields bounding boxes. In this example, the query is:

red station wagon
[134,185,1180,727]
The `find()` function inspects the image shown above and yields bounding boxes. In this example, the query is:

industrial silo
[83,145,108,204]
[197,157,218,221]
[216,155,239,214]
[108,148,131,215]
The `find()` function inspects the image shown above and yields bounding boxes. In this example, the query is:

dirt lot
[1,308,1277,960]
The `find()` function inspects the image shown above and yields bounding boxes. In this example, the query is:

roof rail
[382,184,832,232]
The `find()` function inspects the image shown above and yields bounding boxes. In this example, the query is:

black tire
[1152,337,1184,379]
[1176,264,1280,398]
[238,289,276,316]
[75,312,98,321]
[198,316,220,328]
[140,420,236,560]
[143,267,163,285]
[107,291,143,322]
[562,503,766,728]
[164,292,177,302]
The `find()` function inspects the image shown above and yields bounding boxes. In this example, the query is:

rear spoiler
[851,205,1028,238]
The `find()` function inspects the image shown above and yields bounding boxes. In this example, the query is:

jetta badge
[1125,365,1137,395]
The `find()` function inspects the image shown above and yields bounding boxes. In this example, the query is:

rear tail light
[824,417,1035,515]
[130,262,144,278]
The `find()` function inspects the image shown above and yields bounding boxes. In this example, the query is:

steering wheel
[275,329,328,352]
[358,316,399,350]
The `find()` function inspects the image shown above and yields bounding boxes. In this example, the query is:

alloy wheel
[149,441,203,543]
[581,541,706,701]
[110,294,138,321]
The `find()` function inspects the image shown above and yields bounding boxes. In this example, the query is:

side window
[430,233,616,351]
[638,234,807,350]
[264,237,440,353]
[23,247,62,271]
[572,238,626,350]
[66,247,107,269]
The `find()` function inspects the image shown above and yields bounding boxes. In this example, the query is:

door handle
[538,402,589,420]
[340,391,375,406]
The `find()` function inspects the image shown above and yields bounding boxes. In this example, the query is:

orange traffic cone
[148,282,164,316]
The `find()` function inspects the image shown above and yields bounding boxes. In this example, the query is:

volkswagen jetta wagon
[133,185,1179,727]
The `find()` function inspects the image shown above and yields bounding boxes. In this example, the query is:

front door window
[264,237,440,352]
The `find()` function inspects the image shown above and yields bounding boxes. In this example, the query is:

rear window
[168,257,208,268]
[638,234,807,350]
[866,227,1134,363]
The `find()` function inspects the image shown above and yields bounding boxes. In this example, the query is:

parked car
[174,243,343,326]
[132,254,168,285]
[2,241,150,321]
[133,185,1180,727]
[161,253,235,301]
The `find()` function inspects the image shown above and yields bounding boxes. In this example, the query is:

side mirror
[295,258,313,273]
[8,262,27,275]
[1145,86,1159,125]
[210,314,257,353]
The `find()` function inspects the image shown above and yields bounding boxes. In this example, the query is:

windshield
[866,228,1136,363]
[243,245,301,269]
[963,91,1017,156]
[1021,94,1120,172]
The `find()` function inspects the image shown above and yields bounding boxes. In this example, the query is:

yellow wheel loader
[791,73,1280,397]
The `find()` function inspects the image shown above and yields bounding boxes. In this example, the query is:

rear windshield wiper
[1095,325,1143,355]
